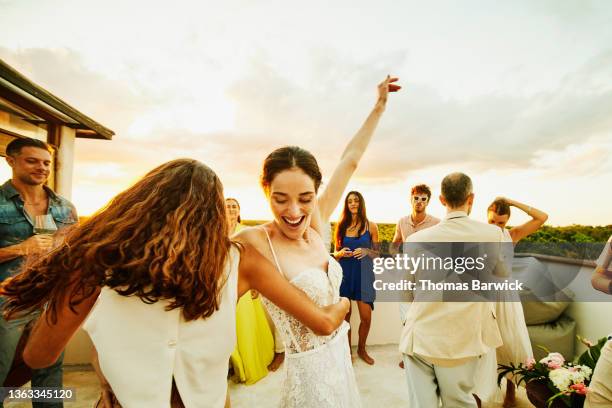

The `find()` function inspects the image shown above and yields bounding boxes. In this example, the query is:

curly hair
[0,159,232,323]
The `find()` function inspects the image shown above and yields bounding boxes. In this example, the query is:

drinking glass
[33,214,58,235]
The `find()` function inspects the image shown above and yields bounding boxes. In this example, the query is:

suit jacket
[399,211,504,366]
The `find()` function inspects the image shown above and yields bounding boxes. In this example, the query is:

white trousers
[402,353,480,408]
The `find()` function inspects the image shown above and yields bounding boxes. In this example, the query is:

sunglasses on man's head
[412,196,428,202]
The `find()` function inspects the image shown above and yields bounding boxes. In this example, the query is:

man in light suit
[399,172,504,408]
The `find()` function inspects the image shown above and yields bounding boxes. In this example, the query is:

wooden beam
[0,59,114,140]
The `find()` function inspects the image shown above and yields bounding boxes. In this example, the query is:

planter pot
[526,380,585,408]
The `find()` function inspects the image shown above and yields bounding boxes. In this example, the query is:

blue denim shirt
[0,180,78,283]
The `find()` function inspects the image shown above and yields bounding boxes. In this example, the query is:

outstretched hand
[377,75,401,104]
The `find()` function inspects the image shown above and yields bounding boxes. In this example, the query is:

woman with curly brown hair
[0,159,349,408]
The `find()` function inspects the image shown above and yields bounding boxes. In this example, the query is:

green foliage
[577,335,608,370]
[521,225,612,244]
[240,221,611,259]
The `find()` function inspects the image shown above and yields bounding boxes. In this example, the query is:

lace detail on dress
[261,263,342,353]
[259,227,361,407]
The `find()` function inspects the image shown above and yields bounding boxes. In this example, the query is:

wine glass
[33,214,58,235]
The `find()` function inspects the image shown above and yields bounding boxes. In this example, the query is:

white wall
[55,125,75,200]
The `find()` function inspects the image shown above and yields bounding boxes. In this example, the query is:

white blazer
[84,246,240,408]
[399,211,504,366]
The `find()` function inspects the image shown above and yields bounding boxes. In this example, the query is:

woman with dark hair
[478,197,548,407]
[0,159,349,408]
[334,191,378,365]
[235,76,399,407]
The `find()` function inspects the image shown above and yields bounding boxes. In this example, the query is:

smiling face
[225,198,240,222]
[488,211,510,229]
[6,146,52,186]
[268,167,317,240]
[347,193,360,215]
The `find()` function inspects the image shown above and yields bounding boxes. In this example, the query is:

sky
[1,0,611,225]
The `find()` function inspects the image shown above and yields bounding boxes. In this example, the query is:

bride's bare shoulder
[233,223,271,245]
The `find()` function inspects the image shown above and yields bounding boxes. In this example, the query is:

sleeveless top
[259,227,344,353]
[258,227,361,407]
[84,245,240,408]
[338,224,375,306]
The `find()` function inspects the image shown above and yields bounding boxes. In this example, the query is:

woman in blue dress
[334,191,379,365]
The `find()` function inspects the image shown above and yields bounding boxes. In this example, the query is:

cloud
[0,47,149,135]
[2,44,610,194]
[218,49,612,183]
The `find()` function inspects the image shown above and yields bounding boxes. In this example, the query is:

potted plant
[497,335,608,407]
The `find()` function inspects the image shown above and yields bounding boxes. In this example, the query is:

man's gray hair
[441,172,473,208]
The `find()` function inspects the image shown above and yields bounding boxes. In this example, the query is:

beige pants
[585,340,612,408]
[402,353,480,408]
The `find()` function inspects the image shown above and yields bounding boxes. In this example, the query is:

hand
[323,297,350,328]
[250,289,259,299]
[336,247,353,258]
[377,75,401,105]
[330,297,350,316]
[338,297,350,314]
[352,248,369,259]
[18,235,53,256]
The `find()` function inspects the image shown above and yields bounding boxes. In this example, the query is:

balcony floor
[5,345,531,407]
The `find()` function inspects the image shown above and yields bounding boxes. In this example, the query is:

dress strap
[259,226,303,353]
[260,226,285,278]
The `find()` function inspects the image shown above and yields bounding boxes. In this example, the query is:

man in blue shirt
[0,137,77,408]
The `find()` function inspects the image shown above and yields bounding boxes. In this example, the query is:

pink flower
[539,352,565,369]
[570,383,589,395]
[525,358,536,370]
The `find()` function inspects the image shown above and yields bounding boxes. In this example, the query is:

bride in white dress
[235,76,400,407]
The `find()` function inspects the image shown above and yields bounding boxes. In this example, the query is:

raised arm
[237,243,349,335]
[500,197,548,243]
[21,283,100,368]
[313,76,400,234]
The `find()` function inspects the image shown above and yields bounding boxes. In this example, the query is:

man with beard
[0,137,77,408]
[392,184,439,368]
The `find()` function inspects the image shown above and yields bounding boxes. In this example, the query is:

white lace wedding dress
[261,228,361,408]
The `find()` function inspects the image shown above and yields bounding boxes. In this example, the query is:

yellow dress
[230,294,275,384]
[229,224,275,384]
